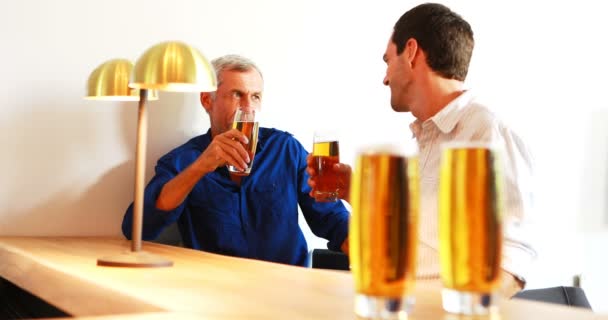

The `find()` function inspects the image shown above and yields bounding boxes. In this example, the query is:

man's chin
[390,103,409,113]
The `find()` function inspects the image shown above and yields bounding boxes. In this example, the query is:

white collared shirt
[411,90,536,280]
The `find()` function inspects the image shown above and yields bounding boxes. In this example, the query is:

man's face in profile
[383,35,414,113]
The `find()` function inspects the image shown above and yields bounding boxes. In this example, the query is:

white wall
[1,0,607,311]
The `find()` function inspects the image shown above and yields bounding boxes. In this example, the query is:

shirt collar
[197,129,212,149]
[409,90,474,137]
[257,128,266,152]
[430,90,475,133]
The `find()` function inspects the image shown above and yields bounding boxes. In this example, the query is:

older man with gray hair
[122,54,349,266]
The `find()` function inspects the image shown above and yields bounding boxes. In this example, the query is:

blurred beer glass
[312,131,340,201]
[350,145,419,319]
[227,108,259,175]
[439,142,504,315]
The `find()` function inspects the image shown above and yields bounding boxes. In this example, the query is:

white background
[1,0,607,311]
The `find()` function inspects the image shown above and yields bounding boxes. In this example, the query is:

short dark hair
[392,3,474,81]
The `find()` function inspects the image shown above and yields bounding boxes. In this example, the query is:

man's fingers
[210,137,247,170]
[216,135,251,163]
[306,154,320,177]
[308,177,316,188]
[216,139,249,169]
[334,163,352,174]
[215,147,246,171]
[306,154,314,166]
[306,167,316,176]
[222,129,249,144]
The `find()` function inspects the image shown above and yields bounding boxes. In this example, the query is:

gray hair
[211,54,263,85]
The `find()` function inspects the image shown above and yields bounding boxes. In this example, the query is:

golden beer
[439,145,503,314]
[227,120,259,176]
[350,152,419,300]
[312,140,340,201]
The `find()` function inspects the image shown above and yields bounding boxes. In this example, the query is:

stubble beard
[390,89,411,113]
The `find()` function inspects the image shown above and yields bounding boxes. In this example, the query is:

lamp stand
[98,89,173,268]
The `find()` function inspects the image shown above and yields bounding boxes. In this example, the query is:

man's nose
[240,97,259,112]
[240,96,252,110]
[383,76,389,86]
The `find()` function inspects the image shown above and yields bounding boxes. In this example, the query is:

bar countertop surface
[0,237,604,319]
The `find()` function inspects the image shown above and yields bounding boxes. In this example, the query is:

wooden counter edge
[0,241,165,317]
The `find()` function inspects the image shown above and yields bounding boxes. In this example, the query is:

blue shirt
[122,128,349,266]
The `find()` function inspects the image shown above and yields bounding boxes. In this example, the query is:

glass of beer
[438,142,504,315]
[227,108,260,176]
[312,131,340,201]
[350,146,419,319]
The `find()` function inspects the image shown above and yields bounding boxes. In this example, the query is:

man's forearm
[155,159,214,211]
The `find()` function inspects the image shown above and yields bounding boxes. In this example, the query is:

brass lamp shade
[93,41,216,268]
[130,41,217,92]
[85,59,158,101]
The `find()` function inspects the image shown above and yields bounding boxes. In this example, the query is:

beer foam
[440,140,501,151]
[357,142,418,157]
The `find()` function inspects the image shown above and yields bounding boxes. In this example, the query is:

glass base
[354,294,413,319]
[313,191,338,202]
[227,165,251,176]
[441,288,498,315]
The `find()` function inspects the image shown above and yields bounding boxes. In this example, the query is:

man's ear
[404,38,419,67]
[200,92,213,113]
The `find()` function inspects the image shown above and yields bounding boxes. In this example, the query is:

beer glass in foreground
[312,131,340,201]
[439,142,504,315]
[227,109,259,175]
[350,147,419,319]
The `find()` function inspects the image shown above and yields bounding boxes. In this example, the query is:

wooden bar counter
[0,237,603,319]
